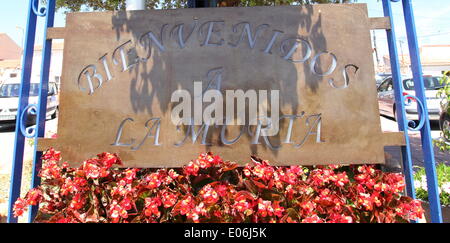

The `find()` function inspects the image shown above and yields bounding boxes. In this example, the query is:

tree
[54,0,354,12]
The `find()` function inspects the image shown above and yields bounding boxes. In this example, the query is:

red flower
[357,193,374,211]
[186,202,207,223]
[61,177,88,196]
[13,198,28,217]
[69,193,86,210]
[42,148,61,161]
[329,213,353,223]
[257,199,274,217]
[168,169,179,179]
[233,196,253,216]
[98,152,122,168]
[272,201,285,217]
[120,197,133,211]
[199,184,219,205]
[145,197,162,218]
[332,172,349,187]
[25,188,42,206]
[40,159,61,180]
[82,160,103,179]
[300,201,316,215]
[12,150,425,223]
[177,196,195,216]
[302,214,324,223]
[184,161,200,176]
[146,173,162,189]
[123,169,137,184]
[161,191,178,208]
[110,200,128,223]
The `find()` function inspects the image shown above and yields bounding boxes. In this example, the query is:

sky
[0,0,449,58]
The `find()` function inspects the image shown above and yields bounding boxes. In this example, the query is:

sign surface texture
[40,4,404,167]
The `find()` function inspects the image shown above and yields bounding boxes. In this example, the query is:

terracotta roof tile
[0,33,22,60]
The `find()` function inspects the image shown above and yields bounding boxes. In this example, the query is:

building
[382,44,450,76]
[0,32,64,85]
[32,42,64,84]
[420,45,450,75]
[0,33,22,79]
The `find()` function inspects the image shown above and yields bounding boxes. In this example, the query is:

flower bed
[14,149,423,223]
[414,163,450,207]
[414,163,450,222]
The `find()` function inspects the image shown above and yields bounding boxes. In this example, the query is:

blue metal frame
[7,0,443,223]
[28,0,56,222]
[401,0,442,223]
[7,0,39,223]
[382,0,442,223]
[382,0,417,216]
[7,0,55,223]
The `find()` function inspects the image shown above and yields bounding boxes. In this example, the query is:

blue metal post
[7,0,39,223]
[382,0,416,203]
[400,0,442,223]
[28,0,56,222]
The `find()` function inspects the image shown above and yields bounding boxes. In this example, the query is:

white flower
[414,180,422,190]
[442,182,450,194]
[420,176,428,191]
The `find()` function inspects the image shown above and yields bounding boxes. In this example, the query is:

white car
[377,75,443,121]
[0,76,59,125]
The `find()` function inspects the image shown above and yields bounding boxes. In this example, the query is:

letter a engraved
[295,114,324,148]
[204,67,224,93]
[131,118,161,151]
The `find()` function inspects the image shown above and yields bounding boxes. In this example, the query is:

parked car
[377,75,443,121]
[375,73,392,86]
[439,99,450,141]
[0,76,59,125]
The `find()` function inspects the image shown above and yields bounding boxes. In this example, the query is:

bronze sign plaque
[40,4,404,167]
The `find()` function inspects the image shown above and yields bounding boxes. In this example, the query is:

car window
[386,79,393,91]
[0,83,40,97]
[378,78,391,92]
[49,83,57,95]
[404,79,414,90]
[403,76,443,90]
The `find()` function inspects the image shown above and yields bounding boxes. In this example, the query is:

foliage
[434,71,450,151]
[414,163,450,207]
[52,0,354,12]
[14,148,423,223]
